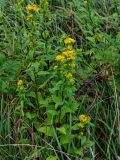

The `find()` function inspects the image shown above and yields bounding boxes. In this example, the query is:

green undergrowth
[0,0,120,160]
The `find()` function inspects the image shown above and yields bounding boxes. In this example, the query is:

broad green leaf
[73,147,84,156]
[86,36,96,44]
[57,126,66,135]
[45,110,58,116]
[52,95,63,108]
[26,68,35,81]
[49,80,63,93]
[35,125,54,137]
[72,123,80,131]
[26,112,36,120]
[26,50,34,61]
[83,139,94,148]
[77,135,94,148]
[60,105,71,120]
[71,102,79,112]
[60,135,71,145]
[26,101,35,108]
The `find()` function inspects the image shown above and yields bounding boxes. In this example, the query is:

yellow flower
[65,63,75,68]
[79,114,91,124]
[56,55,65,62]
[55,50,75,63]
[68,55,75,60]
[65,72,73,79]
[62,50,75,60]
[69,79,75,84]
[17,80,23,87]
[64,38,75,44]
[26,4,40,12]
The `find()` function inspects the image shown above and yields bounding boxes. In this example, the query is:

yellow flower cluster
[64,38,75,44]
[69,78,75,84]
[65,72,75,84]
[55,38,76,85]
[26,4,40,12]
[56,55,65,62]
[17,80,23,86]
[59,72,75,84]
[17,80,24,90]
[65,72,72,79]
[79,114,91,128]
[56,50,75,62]
[62,50,75,60]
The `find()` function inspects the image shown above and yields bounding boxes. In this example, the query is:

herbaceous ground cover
[0,0,120,159]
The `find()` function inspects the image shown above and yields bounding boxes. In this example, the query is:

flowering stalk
[55,37,76,85]
[17,80,25,116]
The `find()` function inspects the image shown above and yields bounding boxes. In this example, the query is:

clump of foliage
[0,0,120,160]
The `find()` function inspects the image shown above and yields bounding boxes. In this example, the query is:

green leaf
[72,123,80,131]
[32,62,40,72]
[26,50,34,61]
[71,102,79,112]
[26,101,35,108]
[0,52,5,65]
[26,112,36,120]
[73,147,84,156]
[26,91,36,98]
[77,135,94,149]
[83,139,94,148]
[46,155,57,160]
[57,126,66,135]
[35,125,54,137]
[60,105,71,120]
[46,109,58,114]
[60,135,71,145]
[26,68,35,81]
[3,60,20,76]
[52,95,63,109]
[38,75,55,89]
[86,36,96,44]
[49,80,63,93]
[38,71,50,75]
